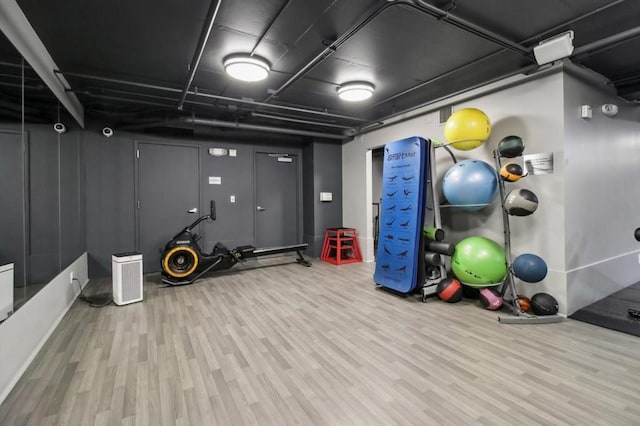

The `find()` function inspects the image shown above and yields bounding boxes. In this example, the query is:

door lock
[257,206,265,211]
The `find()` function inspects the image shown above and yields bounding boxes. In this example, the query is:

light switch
[230,195,235,203]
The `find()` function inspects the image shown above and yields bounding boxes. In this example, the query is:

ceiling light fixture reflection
[223,54,270,82]
[337,82,375,102]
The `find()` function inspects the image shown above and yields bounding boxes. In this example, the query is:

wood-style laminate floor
[1,258,640,425]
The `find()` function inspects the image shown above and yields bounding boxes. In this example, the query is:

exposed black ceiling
[1,0,640,140]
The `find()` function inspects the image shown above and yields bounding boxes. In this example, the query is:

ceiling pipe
[360,50,508,113]
[177,0,223,110]
[262,0,530,104]
[192,91,368,122]
[181,117,346,140]
[116,119,178,131]
[262,0,397,103]
[251,112,354,129]
[529,0,625,44]
[611,72,640,86]
[117,114,353,137]
[411,0,529,55]
[0,107,49,123]
[357,1,628,115]
[80,93,180,109]
[0,81,46,91]
[79,86,358,125]
[58,70,184,93]
[0,60,31,68]
[96,98,356,134]
[0,98,44,115]
[572,25,640,59]
[76,86,216,109]
[250,0,294,56]
[58,70,368,123]
[0,0,85,126]
[355,62,542,137]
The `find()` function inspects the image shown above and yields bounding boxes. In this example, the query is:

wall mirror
[0,31,84,320]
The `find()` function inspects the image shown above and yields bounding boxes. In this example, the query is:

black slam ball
[530,293,559,316]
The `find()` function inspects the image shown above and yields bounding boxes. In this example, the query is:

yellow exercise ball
[444,108,491,151]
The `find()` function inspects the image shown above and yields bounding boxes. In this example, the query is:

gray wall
[85,132,137,277]
[85,130,320,276]
[563,70,640,313]
[302,141,343,257]
[303,143,315,254]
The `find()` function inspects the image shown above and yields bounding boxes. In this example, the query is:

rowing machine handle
[210,200,216,220]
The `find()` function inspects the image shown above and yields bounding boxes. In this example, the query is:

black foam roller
[424,251,441,266]
[425,240,455,256]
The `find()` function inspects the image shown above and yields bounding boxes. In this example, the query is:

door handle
[188,208,198,213]
[257,206,265,212]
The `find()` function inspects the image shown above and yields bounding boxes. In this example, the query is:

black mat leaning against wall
[569,282,640,337]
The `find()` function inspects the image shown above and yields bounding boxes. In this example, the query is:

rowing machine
[160,201,311,286]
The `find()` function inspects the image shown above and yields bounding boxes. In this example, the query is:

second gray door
[255,153,299,248]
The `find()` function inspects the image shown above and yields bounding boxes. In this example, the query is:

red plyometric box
[320,228,362,265]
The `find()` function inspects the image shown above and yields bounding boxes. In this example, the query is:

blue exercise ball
[442,159,498,211]
[512,253,547,283]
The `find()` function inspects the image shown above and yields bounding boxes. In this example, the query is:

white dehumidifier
[112,252,143,305]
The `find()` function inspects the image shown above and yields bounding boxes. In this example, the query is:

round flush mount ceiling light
[223,54,270,82]
[337,82,375,102]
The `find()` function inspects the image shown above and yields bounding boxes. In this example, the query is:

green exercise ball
[452,236,507,286]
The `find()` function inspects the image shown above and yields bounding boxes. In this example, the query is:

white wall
[0,253,88,404]
[563,70,640,314]
[343,70,569,313]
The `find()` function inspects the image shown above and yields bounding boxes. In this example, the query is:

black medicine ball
[530,293,559,316]
[498,135,525,158]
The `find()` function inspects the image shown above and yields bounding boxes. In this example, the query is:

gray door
[0,132,26,291]
[255,153,299,248]
[137,142,200,272]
